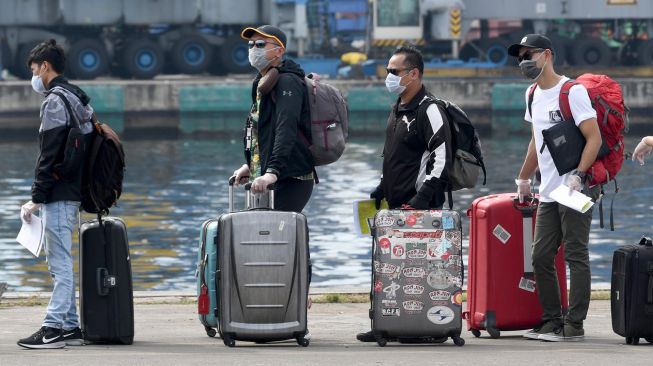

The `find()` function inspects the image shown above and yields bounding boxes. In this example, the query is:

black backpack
[81,118,125,215]
[418,96,486,208]
[50,86,125,216]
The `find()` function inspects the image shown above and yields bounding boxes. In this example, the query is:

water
[0,135,651,291]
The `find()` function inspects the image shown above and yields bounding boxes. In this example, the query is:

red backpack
[528,74,628,186]
[528,74,629,230]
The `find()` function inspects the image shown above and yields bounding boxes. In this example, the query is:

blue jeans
[42,201,80,330]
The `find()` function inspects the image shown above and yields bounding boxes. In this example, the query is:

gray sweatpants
[532,186,600,328]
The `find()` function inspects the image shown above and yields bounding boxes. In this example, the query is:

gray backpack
[301,73,349,166]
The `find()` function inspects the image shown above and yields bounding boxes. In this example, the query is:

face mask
[248,47,279,72]
[31,74,47,95]
[385,73,407,95]
[519,54,547,80]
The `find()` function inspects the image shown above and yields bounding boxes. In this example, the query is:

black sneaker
[17,327,66,349]
[523,320,561,340]
[356,330,376,342]
[62,327,84,346]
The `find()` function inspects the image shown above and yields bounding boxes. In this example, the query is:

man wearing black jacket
[370,46,450,211]
[18,40,94,349]
[232,25,314,213]
[358,46,451,342]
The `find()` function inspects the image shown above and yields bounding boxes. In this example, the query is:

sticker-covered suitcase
[217,180,310,347]
[370,209,465,347]
[465,193,567,338]
[611,237,653,345]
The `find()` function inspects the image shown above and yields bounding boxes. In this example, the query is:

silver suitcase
[217,179,310,347]
[370,209,465,347]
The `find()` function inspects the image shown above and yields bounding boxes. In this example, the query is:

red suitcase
[464,193,568,338]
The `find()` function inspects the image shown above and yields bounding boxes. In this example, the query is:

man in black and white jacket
[370,45,450,211]
[357,46,451,342]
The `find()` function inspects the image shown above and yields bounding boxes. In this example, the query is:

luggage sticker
[402,300,425,314]
[402,267,427,278]
[391,243,406,259]
[383,281,400,299]
[378,237,391,254]
[451,290,463,307]
[426,269,451,289]
[374,261,397,275]
[442,216,455,230]
[405,214,417,226]
[426,306,455,325]
[278,220,285,231]
[428,210,443,217]
[519,277,536,293]
[375,215,395,228]
[403,284,425,296]
[374,280,383,293]
[382,299,398,307]
[445,230,461,243]
[381,307,401,317]
[493,224,511,244]
[429,290,451,301]
[406,242,427,259]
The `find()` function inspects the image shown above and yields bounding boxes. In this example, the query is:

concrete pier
[0,77,650,138]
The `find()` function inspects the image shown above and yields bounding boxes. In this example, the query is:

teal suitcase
[197,218,219,337]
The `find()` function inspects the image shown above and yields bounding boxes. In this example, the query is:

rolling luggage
[465,193,567,338]
[369,209,465,347]
[197,218,219,337]
[611,237,653,345]
[217,179,310,347]
[79,216,134,344]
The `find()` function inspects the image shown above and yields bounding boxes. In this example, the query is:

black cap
[508,34,553,57]
[241,25,287,49]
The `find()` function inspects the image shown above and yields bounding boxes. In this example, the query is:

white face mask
[248,46,280,72]
[31,74,47,95]
[385,72,410,95]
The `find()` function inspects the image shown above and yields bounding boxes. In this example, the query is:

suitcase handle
[639,237,652,247]
[244,183,275,210]
[512,196,538,215]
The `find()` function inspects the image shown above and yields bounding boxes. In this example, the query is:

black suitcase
[80,216,134,344]
[611,237,653,345]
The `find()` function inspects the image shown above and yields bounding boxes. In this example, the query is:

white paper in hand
[549,184,594,213]
[16,215,45,257]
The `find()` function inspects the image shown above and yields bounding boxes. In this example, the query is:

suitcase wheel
[452,335,465,347]
[376,337,387,347]
[296,336,310,347]
[223,336,235,347]
[626,337,639,345]
[486,326,501,339]
[471,329,481,338]
[205,327,217,338]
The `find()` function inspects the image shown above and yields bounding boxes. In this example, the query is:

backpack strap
[558,79,578,122]
[50,91,80,128]
[527,83,537,118]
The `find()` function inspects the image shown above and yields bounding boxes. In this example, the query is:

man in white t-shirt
[508,34,602,342]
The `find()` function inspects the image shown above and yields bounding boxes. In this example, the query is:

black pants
[272,177,314,283]
[273,177,314,213]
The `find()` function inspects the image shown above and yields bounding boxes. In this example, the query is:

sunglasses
[386,67,413,76]
[248,40,280,49]
[518,49,545,63]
